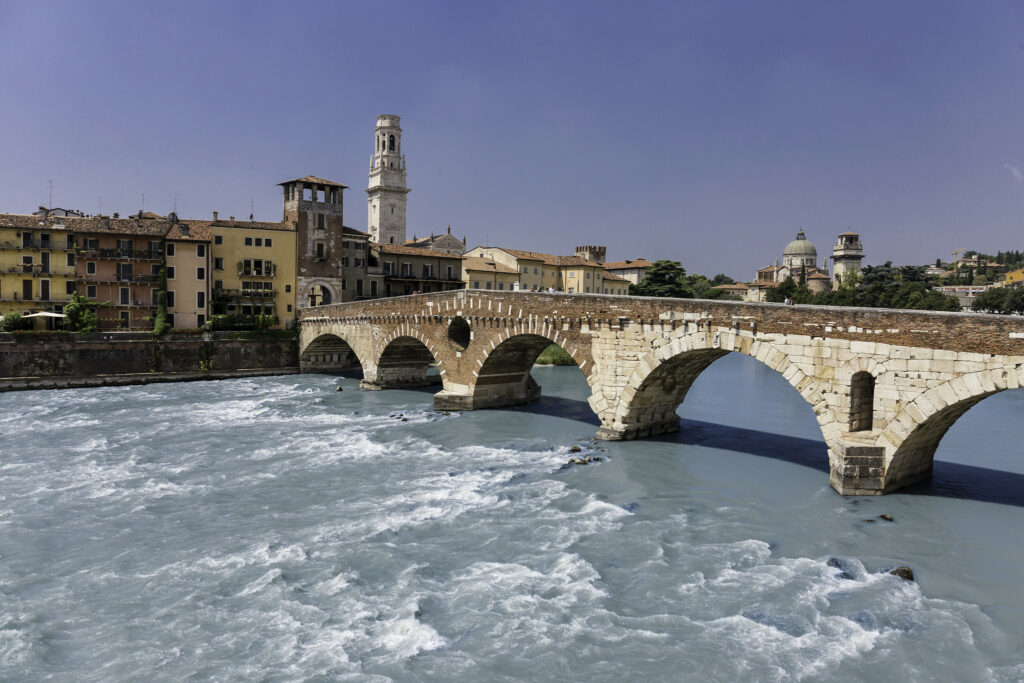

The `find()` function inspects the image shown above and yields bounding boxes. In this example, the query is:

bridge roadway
[298,290,1024,496]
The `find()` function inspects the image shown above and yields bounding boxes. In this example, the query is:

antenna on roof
[172,193,178,214]
[141,193,145,214]
[48,179,53,209]
[250,196,254,222]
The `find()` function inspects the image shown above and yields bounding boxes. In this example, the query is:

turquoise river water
[0,355,1022,681]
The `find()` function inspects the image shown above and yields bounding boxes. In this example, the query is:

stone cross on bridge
[298,290,1024,496]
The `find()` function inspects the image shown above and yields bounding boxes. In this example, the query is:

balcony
[77,248,163,260]
[1,265,76,277]
[0,239,75,250]
[216,288,278,299]
[79,272,160,282]
[237,264,277,277]
[0,292,72,303]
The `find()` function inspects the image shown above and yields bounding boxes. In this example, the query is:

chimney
[179,224,190,236]
[113,212,120,219]
[213,211,218,221]
[229,216,235,222]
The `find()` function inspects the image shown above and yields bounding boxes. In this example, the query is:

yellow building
[464,246,606,292]
[208,219,297,327]
[1003,267,1024,287]
[462,257,519,291]
[0,214,76,322]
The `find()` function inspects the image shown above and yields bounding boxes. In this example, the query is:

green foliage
[62,293,99,332]
[0,311,30,331]
[972,287,1024,314]
[535,344,576,366]
[764,262,960,311]
[151,268,170,338]
[207,313,279,331]
[632,260,694,298]
[199,359,212,372]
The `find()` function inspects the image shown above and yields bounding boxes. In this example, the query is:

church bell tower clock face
[366,114,410,245]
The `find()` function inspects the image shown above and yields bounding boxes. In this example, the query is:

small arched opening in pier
[365,334,444,392]
[849,371,875,432]
[300,333,364,377]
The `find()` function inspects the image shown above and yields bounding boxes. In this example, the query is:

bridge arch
[880,366,1024,491]
[599,328,837,443]
[362,328,448,391]
[299,332,366,375]
[436,327,597,412]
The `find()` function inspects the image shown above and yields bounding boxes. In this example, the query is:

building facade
[207,219,296,326]
[405,226,466,256]
[603,258,654,286]
[376,243,463,297]
[164,219,211,329]
[831,231,865,288]
[464,246,606,292]
[366,114,409,246]
[462,257,519,291]
[0,215,76,321]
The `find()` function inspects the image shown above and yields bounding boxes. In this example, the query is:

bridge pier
[433,376,541,411]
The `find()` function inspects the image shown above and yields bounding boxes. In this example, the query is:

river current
[0,356,1022,681]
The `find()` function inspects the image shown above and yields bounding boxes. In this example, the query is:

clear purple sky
[2,1,1023,278]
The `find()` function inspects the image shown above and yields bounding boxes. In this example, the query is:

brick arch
[367,325,451,391]
[601,328,837,441]
[879,366,1024,491]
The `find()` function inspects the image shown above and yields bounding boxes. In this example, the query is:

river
[0,355,1022,681]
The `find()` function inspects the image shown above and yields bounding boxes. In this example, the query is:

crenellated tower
[366,114,410,245]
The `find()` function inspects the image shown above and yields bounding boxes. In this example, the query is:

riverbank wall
[0,331,298,392]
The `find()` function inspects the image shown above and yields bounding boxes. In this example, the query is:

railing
[0,265,76,276]
[217,288,278,299]
[0,292,72,303]
[79,274,162,284]
[0,239,75,250]
[237,264,277,277]
[76,249,163,260]
[386,273,463,282]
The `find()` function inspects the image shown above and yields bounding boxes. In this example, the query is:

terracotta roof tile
[477,247,602,268]
[375,243,463,258]
[604,258,655,270]
[462,257,518,274]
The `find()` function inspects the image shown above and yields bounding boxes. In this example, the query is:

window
[534,267,538,274]
[287,304,292,312]
[356,280,363,296]
[120,287,130,305]
[342,257,349,267]
[151,264,161,275]
[166,266,175,279]
[119,311,129,328]
[85,238,99,250]
[66,281,76,295]
[166,291,175,307]
[197,314,204,327]
[116,263,133,280]
[166,243,175,256]
[585,287,590,293]
[118,239,133,253]
[316,214,325,230]
[214,235,223,245]
[87,285,97,298]
[66,253,76,267]
[87,261,96,275]
[447,266,453,280]
[214,280,223,290]
[151,289,160,306]
[355,258,364,268]
[850,372,875,432]
[388,134,395,151]
[197,292,206,309]
[166,314,174,327]
[265,238,272,247]
[285,284,291,293]
[197,244,206,257]
[498,282,504,290]
[473,281,480,289]
[244,237,253,246]
[254,238,263,247]
[196,267,205,280]
[585,272,591,278]
[370,280,378,297]
[66,235,75,249]
[315,243,326,259]
[40,280,50,300]
[214,257,224,270]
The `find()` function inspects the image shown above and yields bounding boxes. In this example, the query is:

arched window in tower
[849,371,875,432]
[388,135,395,152]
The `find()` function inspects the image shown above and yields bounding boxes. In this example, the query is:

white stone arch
[298,323,372,375]
[878,365,1024,490]
[603,327,838,442]
[302,280,338,307]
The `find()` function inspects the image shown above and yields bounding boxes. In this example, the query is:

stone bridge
[298,291,1024,496]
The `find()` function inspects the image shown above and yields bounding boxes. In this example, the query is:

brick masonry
[299,291,1024,495]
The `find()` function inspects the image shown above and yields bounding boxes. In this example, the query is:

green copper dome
[783,230,817,258]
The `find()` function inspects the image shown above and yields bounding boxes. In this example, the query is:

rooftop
[604,258,655,270]
[278,175,348,189]
[463,257,518,274]
[376,243,463,258]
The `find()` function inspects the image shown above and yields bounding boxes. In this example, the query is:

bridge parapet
[299,291,1024,496]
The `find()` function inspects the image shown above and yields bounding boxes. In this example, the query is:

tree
[0,312,29,332]
[765,276,797,303]
[63,292,99,332]
[632,260,694,298]
[710,273,735,286]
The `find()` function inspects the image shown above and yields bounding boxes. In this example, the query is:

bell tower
[366,114,410,245]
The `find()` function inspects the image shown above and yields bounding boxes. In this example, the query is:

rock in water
[890,566,915,581]
[879,514,893,522]
[336,386,343,392]
[569,445,582,453]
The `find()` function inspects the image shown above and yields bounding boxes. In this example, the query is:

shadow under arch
[362,331,446,392]
[300,332,364,376]
[603,330,834,444]
[882,368,1024,492]
[469,333,597,412]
